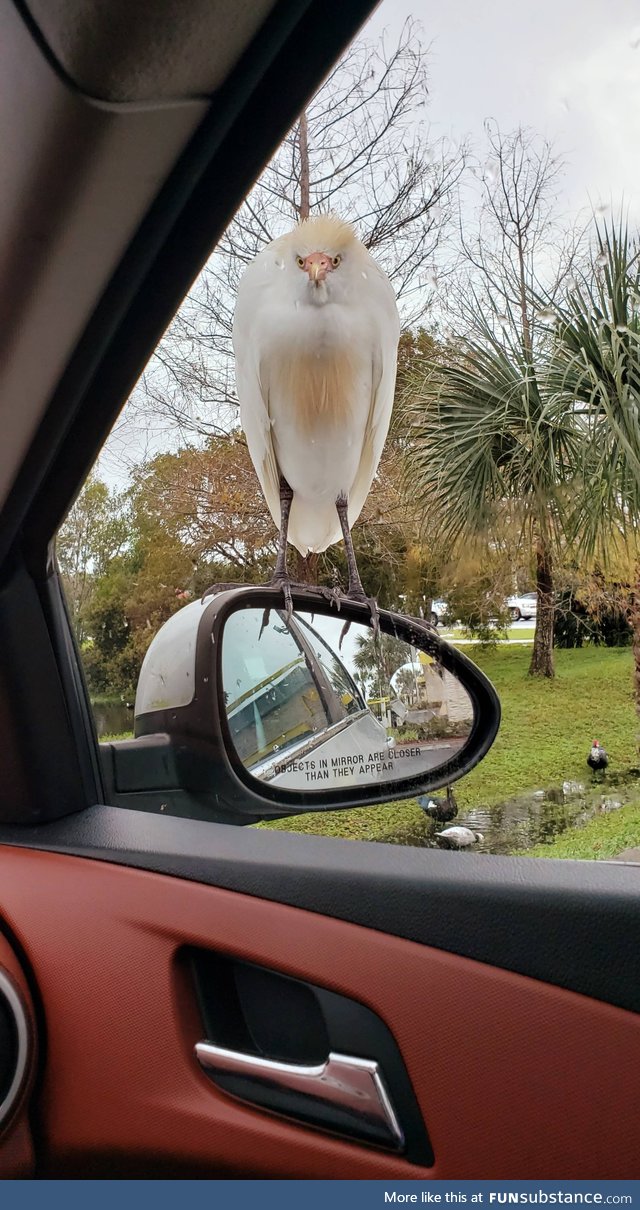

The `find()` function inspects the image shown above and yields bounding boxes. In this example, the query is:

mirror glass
[220,606,475,791]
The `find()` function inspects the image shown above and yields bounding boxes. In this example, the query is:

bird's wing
[347,268,400,528]
[232,263,281,531]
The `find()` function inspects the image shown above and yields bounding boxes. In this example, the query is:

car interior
[0,0,638,1180]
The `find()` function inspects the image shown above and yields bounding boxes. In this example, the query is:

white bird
[232,214,400,602]
[435,826,484,849]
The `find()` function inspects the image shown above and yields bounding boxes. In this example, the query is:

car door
[0,0,638,1181]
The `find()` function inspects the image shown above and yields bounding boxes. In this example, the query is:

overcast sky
[365,0,640,222]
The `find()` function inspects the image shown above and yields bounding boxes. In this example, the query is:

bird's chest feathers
[274,347,362,434]
[265,307,368,435]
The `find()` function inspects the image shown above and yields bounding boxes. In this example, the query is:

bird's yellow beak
[303,251,331,283]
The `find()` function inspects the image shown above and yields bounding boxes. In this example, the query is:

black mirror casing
[107,586,500,821]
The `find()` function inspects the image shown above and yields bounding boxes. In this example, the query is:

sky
[366,0,640,222]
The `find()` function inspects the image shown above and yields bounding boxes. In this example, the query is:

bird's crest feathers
[284,213,359,255]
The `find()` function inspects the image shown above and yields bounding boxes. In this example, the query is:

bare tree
[124,19,465,452]
[451,122,582,345]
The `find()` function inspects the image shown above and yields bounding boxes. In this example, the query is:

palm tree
[404,306,581,676]
[353,632,410,698]
[547,218,640,705]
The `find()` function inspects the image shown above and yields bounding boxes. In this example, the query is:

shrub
[554,590,631,649]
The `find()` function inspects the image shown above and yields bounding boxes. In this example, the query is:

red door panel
[0,845,638,1178]
[0,934,37,1178]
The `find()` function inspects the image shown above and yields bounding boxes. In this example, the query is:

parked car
[430,599,449,626]
[506,591,538,621]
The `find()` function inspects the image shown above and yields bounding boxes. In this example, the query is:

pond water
[382,775,640,855]
[92,700,134,738]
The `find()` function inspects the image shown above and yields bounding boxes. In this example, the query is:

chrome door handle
[195,1040,404,1151]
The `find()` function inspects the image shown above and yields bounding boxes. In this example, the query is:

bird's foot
[311,583,346,612]
[343,588,381,639]
[316,587,380,647]
[267,575,340,621]
[261,575,333,635]
[201,581,256,602]
[269,575,298,622]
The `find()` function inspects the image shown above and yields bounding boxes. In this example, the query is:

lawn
[438,626,535,643]
[521,800,640,860]
[261,645,640,846]
[455,645,638,808]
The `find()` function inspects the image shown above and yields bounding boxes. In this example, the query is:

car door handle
[195,1040,404,1151]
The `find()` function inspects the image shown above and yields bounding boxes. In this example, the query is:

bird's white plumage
[233,216,400,555]
[435,827,484,848]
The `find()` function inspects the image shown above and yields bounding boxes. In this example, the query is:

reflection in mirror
[221,607,475,791]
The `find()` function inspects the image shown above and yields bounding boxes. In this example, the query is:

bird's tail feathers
[287,498,342,556]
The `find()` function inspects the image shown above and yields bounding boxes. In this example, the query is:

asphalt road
[389,736,466,779]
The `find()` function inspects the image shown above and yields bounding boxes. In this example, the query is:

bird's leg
[335,492,380,636]
[204,481,307,611]
[336,493,365,597]
[268,480,343,618]
[270,478,295,618]
[204,481,351,623]
[271,478,293,583]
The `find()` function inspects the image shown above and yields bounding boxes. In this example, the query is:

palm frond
[546,216,640,556]
[403,310,583,549]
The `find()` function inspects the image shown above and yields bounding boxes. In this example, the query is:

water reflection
[384,781,634,855]
[93,700,133,738]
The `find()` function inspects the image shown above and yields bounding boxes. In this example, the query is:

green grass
[521,798,640,860]
[261,645,640,845]
[455,645,638,809]
[439,626,535,642]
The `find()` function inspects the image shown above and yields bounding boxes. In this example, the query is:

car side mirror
[102,587,500,822]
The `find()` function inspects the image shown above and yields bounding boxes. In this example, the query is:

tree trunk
[298,112,310,220]
[528,537,555,678]
[627,565,640,722]
[295,551,318,584]
[516,235,533,359]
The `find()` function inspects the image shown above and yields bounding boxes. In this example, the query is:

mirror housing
[102,586,500,822]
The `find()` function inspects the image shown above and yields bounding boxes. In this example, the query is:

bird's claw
[327,585,345,610]
[307,585,381,645]
[344,592,380,638]
[201,581,253,603]
[269,576,296,623]
[259,581,293,637]
[282,581,293,622]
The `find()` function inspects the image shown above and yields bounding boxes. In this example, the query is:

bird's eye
[332,255,342,267]
[296,256,305,268]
